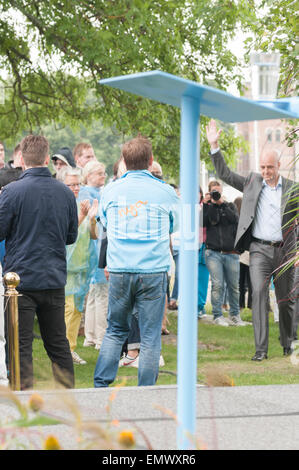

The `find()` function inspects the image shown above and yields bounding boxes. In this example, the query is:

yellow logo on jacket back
[118,200,148,218]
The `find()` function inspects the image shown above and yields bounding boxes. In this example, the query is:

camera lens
[210,190,221,201]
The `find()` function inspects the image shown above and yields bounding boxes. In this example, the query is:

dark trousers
[250,242,295,353]
[17,288,74,390]
[121,309,141,355]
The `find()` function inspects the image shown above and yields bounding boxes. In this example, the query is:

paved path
[2,383,299,450]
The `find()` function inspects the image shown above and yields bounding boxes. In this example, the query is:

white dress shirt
[252,176,283,242]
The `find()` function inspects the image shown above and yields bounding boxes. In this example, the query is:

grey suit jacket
[211,150,298,253]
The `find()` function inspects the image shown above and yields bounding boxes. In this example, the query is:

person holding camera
[203,180,247,327]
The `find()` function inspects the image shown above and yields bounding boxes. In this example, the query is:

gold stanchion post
[4,272,21,391]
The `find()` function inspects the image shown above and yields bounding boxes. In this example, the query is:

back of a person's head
[20,135,49,167]
[121,135,152,171]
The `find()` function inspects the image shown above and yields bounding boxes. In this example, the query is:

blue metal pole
[177,95,199,449]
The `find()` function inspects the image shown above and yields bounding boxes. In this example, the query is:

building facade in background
[236,53,298,182]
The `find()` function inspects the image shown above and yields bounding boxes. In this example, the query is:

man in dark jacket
[0,134,78,390]
[203,180,247,327]
[0,143,23,189]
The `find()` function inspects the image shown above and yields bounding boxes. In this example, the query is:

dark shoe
[283,347,293,356]
[251,352,268,361]
[168,301,178,311]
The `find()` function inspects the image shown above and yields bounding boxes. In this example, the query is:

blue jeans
[205,250,240,319]
[94,272,167,387]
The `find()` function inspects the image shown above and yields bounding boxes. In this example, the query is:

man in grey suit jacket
[206,119,298,361]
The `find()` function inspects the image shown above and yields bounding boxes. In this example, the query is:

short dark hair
[121,136,152,170]
[20,135,49,167]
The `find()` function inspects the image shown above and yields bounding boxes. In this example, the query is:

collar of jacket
[19,167,52,179]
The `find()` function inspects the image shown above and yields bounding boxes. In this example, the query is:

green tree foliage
[244,0,298,148]
[43,120,124,177]
[0,0,255,175]
[244,0,298,97]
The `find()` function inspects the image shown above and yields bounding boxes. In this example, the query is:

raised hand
[88,199,99,220]
[80,199,91,216]
[206,119,222,149]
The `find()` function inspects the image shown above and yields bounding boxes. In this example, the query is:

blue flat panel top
[100,70,299,123]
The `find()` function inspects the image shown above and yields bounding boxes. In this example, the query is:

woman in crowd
[58,167,98,365]
[78,161,109,351]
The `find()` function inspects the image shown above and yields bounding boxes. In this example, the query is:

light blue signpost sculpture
[99,71,299,450]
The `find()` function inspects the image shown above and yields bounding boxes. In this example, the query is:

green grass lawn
[32,306,299,390]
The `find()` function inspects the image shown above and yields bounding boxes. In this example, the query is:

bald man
[206,119,298,361]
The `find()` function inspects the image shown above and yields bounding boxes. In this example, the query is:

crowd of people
[0,119,298,389]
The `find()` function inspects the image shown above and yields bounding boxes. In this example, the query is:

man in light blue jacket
[94,136,179,387]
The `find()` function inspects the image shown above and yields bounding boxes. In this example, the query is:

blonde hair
[151,160,162,176]
[82,160,105,184]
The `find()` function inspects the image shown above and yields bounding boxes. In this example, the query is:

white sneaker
[71,351,87,365]
[159,355,165,367]
[119,354,165,369]
[119,354,139,367]
[131,355,164,368]
[228,315,249,326]
[213,316,229,327]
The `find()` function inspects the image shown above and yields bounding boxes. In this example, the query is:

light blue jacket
[99,170,179,273]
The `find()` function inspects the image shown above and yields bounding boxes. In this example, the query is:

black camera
[210,190,221,201]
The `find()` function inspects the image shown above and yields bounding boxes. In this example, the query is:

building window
[266,128,272,142]
[258,64,280,99]
[275,129,281,142]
